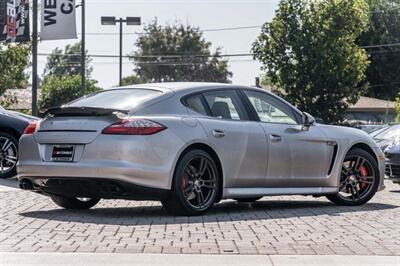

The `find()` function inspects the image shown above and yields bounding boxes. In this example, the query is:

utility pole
[32,0,38,116]
[80,0,86,96]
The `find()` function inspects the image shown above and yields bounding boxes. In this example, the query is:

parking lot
[0,178,399,256]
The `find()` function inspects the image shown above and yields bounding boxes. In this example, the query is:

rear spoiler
[42,106,129,117]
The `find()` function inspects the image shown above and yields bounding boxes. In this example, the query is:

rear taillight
[23,122,38,135]
[102,119,167,135]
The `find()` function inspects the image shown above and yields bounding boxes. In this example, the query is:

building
[345,96,395,124]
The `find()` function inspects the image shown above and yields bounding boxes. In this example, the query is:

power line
[33,42,400,59]
[41,25,262,37]
[37,52,254,59]
[83,25,262,35]
[360,42,400,49]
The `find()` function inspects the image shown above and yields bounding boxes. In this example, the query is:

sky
[37,0,280,89]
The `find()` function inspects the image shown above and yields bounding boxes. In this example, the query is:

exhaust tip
[19,179,34,190]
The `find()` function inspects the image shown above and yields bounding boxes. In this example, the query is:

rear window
[67,89,162,110]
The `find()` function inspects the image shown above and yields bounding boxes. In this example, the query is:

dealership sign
[41,0,77,40]
[0,0,30,43]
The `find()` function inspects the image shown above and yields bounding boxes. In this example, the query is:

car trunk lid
[34,108,126,144]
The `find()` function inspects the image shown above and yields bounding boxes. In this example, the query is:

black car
[0,107,38,178]
[370,124,400,151]
[370,124,400,186]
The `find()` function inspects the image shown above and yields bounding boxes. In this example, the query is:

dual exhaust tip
[19,179,34,190]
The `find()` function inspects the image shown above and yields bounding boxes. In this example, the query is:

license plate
[51,145,75,162]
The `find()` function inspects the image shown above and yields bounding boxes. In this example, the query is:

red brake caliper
[359,165,368,190]
[182,175,187,190]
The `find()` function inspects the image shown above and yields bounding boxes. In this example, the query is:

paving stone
[0,180,399,255]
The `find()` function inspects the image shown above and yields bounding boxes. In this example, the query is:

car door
[242,89,333,188]
[184,89,268,188]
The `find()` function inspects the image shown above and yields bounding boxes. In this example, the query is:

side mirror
[302,112,316,130]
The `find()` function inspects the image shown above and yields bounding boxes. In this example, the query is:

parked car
[370,124,400,151]
[0,107,38,178]
[17,83,385,216]
[370,124,400,186]
[383,143,400,186]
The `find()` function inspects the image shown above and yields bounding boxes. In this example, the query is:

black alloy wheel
[327,148,379,206]
[0,133,18,179]
[162,149,219,216]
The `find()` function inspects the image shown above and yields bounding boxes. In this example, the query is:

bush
[39,75,101,110]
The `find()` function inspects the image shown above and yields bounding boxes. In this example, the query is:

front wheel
[50,195,100,210]
[162,149,220,216]
[326,148,379,206]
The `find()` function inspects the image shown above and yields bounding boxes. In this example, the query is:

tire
[0,132,18,179]
[234,197,262,203]
[326,148,380,206]
[50,195,100,210]
[162,149,220,216]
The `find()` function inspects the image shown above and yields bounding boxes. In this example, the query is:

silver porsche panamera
[17,83,385,215]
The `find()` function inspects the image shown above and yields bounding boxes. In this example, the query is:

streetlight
[101,16,141,86]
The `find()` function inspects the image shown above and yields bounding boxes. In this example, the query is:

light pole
[101,16,141,86]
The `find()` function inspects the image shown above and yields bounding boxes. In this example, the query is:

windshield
[373,125,400,140]
[67,89,162,110]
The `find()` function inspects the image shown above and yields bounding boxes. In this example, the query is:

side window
[185,94,208,115]
[244,90,298,124]
[203,90,249,121]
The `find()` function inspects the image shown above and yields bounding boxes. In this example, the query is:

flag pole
[80,0,85,96]
[32,0,38,116]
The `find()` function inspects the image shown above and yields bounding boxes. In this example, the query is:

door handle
[269,134,282,142]
[212,130,226,138]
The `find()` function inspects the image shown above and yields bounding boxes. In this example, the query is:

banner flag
[41,0,77,40]
[0,0,30,43]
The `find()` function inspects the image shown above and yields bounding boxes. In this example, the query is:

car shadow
[0,177,19,189]
[20,199,398,226]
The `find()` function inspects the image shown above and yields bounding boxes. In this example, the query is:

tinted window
[203,90,249,121]
[185,94,208,115]
[68,89,162,110]
[244,90,297,124]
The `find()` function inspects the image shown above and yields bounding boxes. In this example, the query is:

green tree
[253,0,369,123]
[39,75,100,110]
[358,0,400,100]
[0,43,30,96]
[131,21,232,83]
[43,42,92,77]
[121,75,145,86]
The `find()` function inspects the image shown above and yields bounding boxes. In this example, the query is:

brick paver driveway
[0,179,399,255]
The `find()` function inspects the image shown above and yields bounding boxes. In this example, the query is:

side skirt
[223,187,338,199]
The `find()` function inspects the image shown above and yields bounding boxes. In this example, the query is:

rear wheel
[0,132,18,179]
[50,195,100,210]
[162,149,220,216]
[326,148,379,206]
[234,197,262,203]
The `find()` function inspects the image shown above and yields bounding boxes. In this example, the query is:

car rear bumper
[18,177,170,200]
[17,132,184,191]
